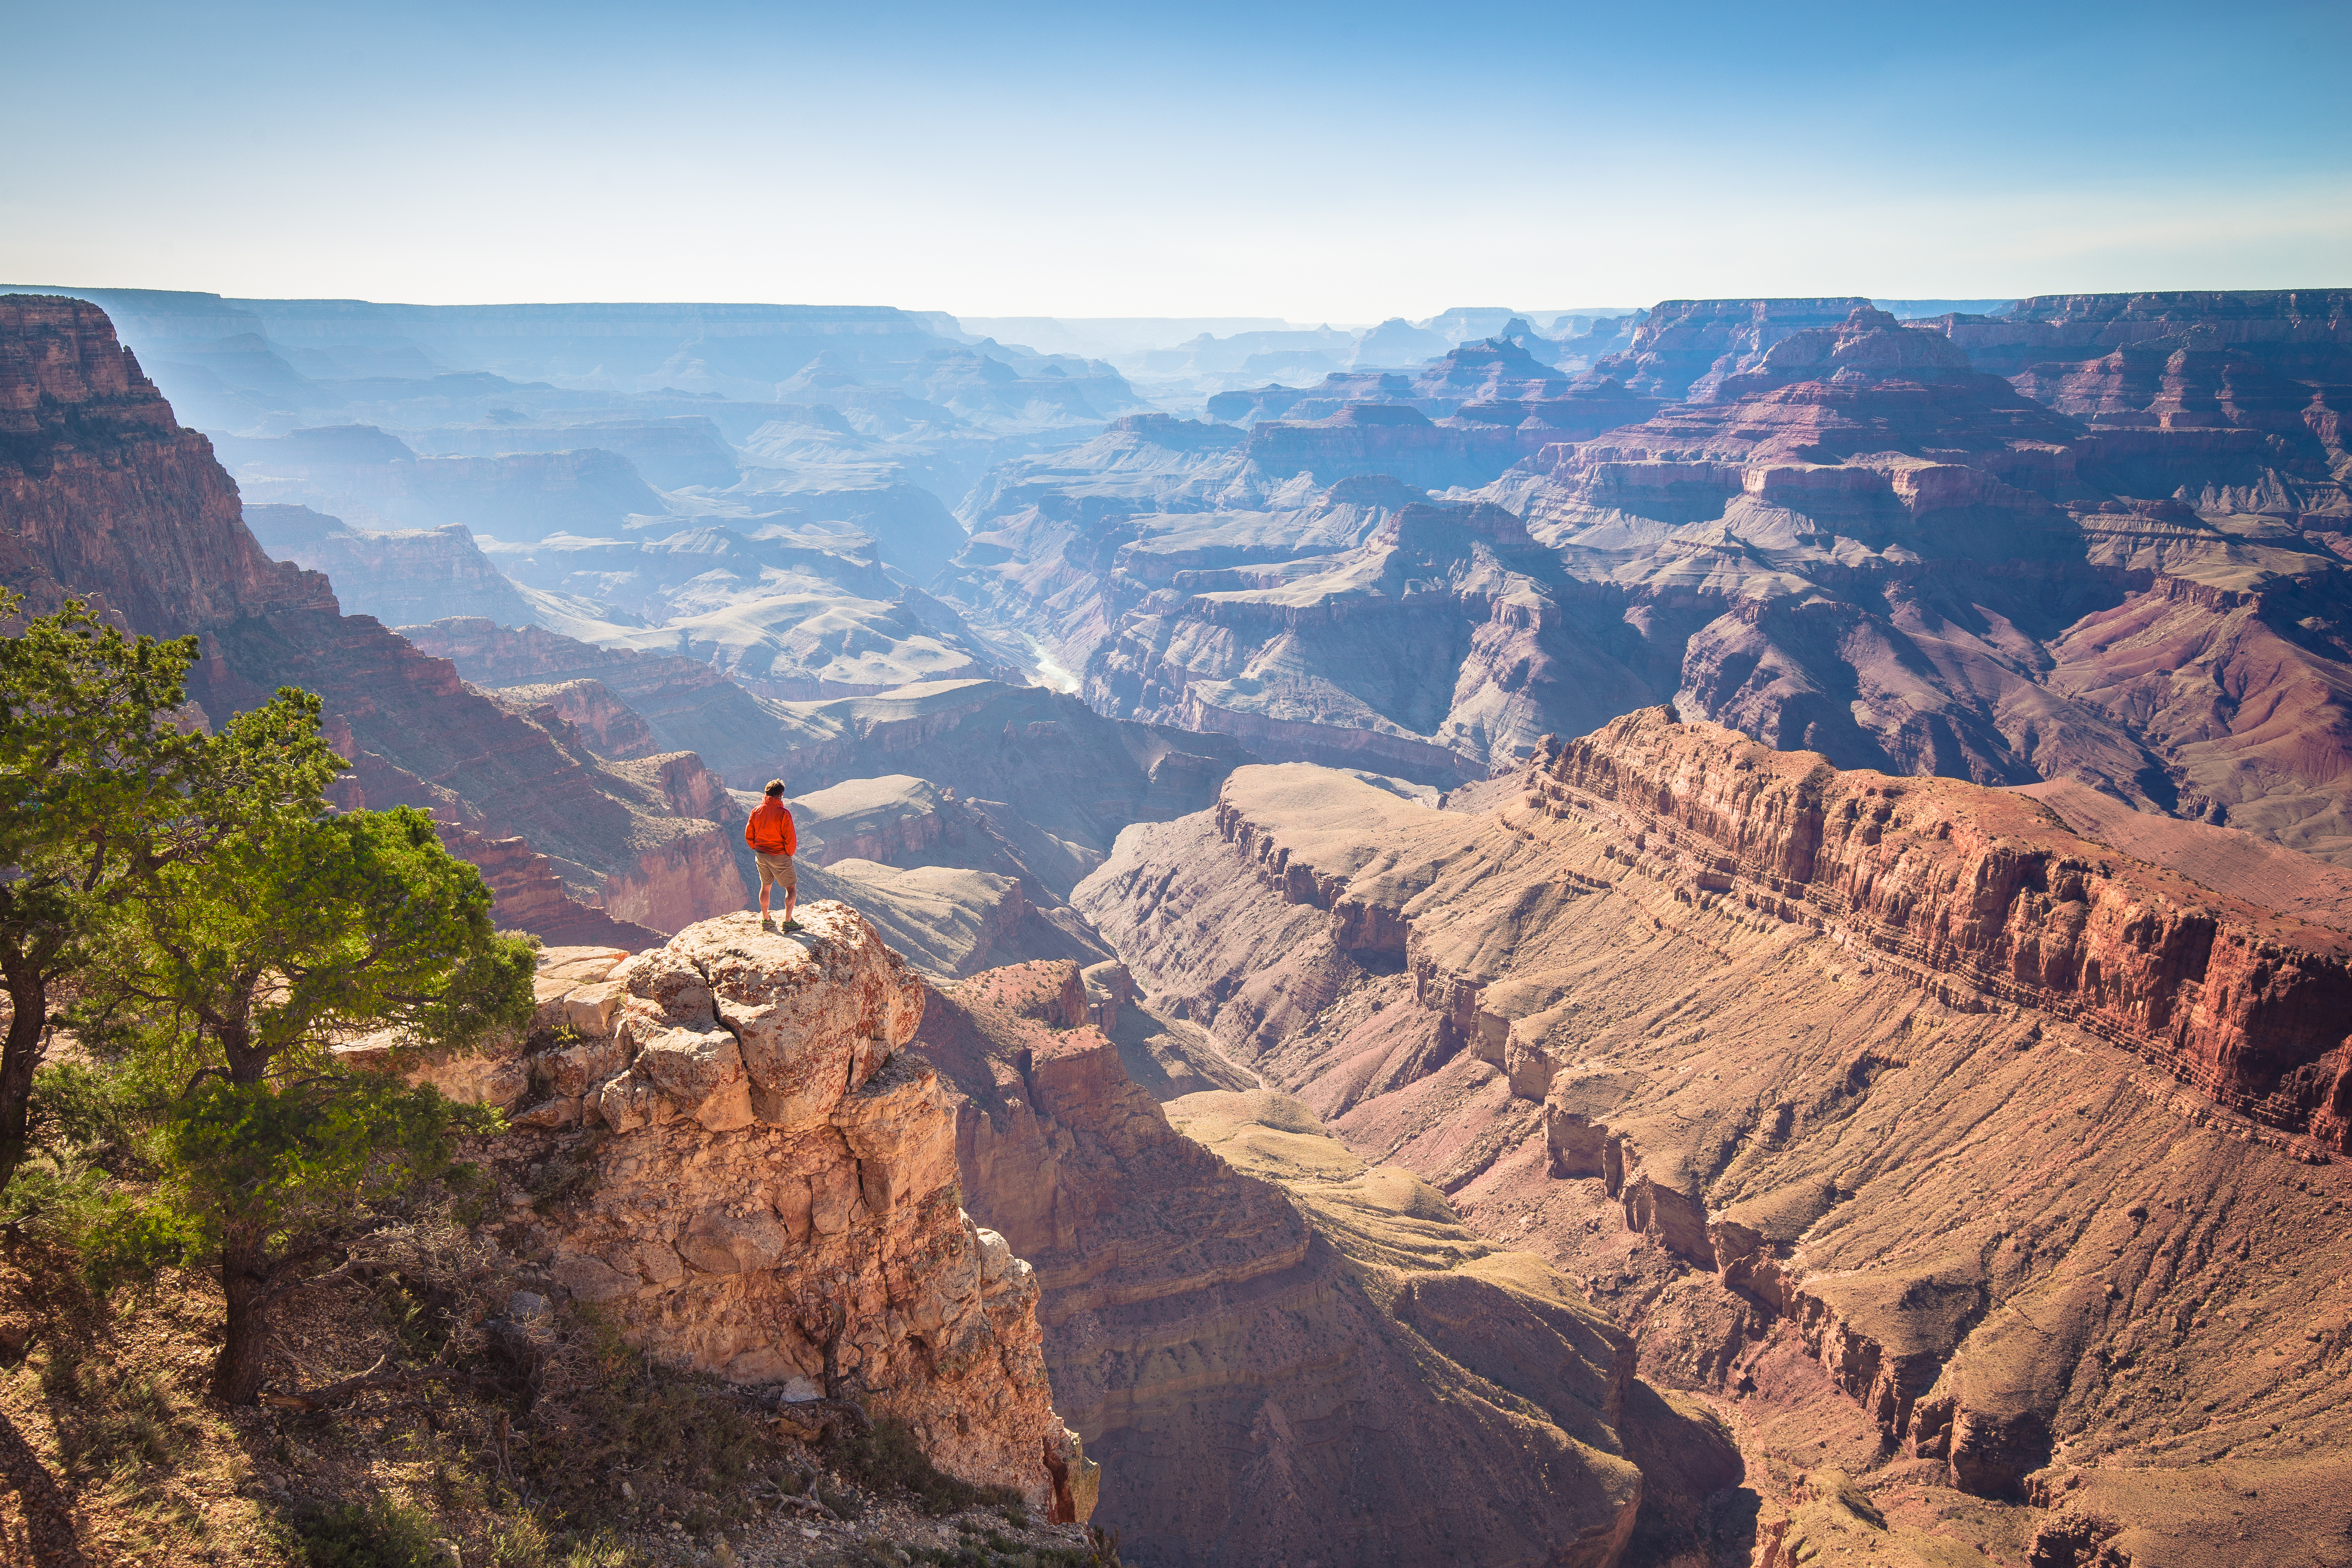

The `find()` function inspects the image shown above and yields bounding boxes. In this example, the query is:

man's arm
[783,808,796,857]
[745,810,758,848]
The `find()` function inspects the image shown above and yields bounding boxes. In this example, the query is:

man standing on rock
[746,778,799,930]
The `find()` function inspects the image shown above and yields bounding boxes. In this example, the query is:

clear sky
[4,0,2346,320]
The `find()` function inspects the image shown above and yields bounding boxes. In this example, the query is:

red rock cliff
[1532,708,2352,1150]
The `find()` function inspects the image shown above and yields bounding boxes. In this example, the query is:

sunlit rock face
[465,907,1096,1515]
[1071,720,2352,1557]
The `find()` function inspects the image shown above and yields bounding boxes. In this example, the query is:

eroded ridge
[1074,723,2352,1551]
[1530,708,2352,1153]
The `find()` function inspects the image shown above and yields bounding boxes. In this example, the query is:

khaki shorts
[756,852,797,894]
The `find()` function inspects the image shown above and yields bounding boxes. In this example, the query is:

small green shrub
[0,1151,110,1248]
[526,1147,599,1214]
[291,1494,442,1568]
[487,1510,552,1566]
[508,1320,764,1528]
[557,1529,640,1567]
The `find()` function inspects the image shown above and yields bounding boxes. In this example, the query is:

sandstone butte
[352,904,1100,1521]
[1072,710,2352,1567]
[0,293,747,942]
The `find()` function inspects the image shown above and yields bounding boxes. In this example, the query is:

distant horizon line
[11,284,2348,326]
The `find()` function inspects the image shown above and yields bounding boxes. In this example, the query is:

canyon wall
[912,957,1739,1567]
[1072,728,2352,1562]
[0,294,746,939]
[943,296,2352,870]
[1531,710,2352,1146]
[242,502,534,627]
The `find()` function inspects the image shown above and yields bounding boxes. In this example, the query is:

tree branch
[177,1065,230,1099]
[258,1355,471,1413]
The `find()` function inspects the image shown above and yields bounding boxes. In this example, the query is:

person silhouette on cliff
[746,779,799,930]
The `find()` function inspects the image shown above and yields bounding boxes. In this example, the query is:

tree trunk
[0,968,48,1192]
[213,1234,271,1404]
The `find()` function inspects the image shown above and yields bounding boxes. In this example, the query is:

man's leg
[758,857,773,918]
[783,860,797,924]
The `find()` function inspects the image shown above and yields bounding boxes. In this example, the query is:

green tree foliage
[89,807,539,1088]
[83,805,536,1401]
[0,591,340,1186]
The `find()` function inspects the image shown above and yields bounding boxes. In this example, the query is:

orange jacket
[745,799,796,856]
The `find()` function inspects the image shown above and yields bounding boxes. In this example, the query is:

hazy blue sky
[5,0,2346,318]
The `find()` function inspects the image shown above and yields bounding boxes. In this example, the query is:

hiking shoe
[781,919,805,932]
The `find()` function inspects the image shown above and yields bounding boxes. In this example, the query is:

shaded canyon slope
[1071,717,2352,1566]
[946,294,2352,863]
[0,294,750,943]
[911,958,1740,1568]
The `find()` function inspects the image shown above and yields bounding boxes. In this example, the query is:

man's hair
[764,779,785,797]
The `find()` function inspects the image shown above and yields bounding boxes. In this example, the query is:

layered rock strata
[1592,297,1875,401]
[911,957,1738,1567]
[398,617,807,783]
[242,502,533,627]
[1528,710,2352,1145]
[1073,731,2352,1559]
[952,294,2352,868]
[406,910,1095,1512]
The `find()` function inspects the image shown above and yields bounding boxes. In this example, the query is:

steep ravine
[1072,714,2352,1567]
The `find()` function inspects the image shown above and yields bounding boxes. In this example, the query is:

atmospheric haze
[5,0,2348,316]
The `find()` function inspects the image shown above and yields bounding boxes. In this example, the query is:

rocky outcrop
[242,502,534,626]
[1592,297,1874,401]
[488,678,664,761]
[1085,498,1660,780]
[397,618,801,783]
[789,775,952,867]
[437,908,1096,1513]
[429,824,663,950]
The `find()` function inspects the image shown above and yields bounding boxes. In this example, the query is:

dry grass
[0,1216,1113,1568]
